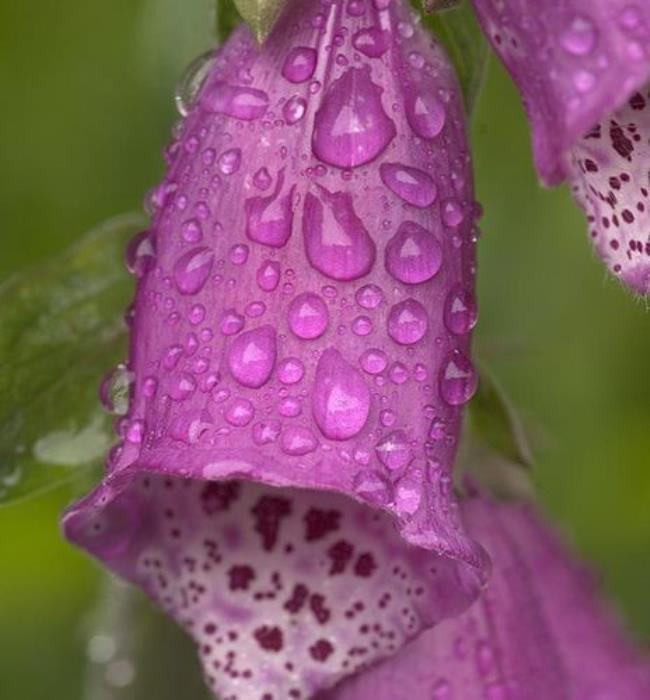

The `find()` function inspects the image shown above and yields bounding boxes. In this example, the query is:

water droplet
[225,398,255,426]
[560,16,597,56]
[125,231,156,278]
[229,243,249,265]
[257,260,281,291]
[228,325,277,389]
[181,219,203,243]
[173,247,214,295]
[303,187,376,280]
[312,67,396,168]
[246,170,295,248]
[359,348,388,374]
[100,365,134,415]
[168,372,197,401]
[282,46,317,83]
[283,95,307,124]
[175,50,215,117]
[218,148,242,175]
[278,396,302,417]
[352,315,373,336]
[287,292,330,339]
[351,27,389,57]
[252,420,281,445]
[353,470,389,505]
[376,430,413,471]
[202,82,269,120]
[277,357,305,384]
[380,163,437,208]
[313,349,371,440]
[405,83,446,139]
[220,309,245,336]
[281,426,319,455]
[253,167,272,190]
[439,350,477,405]
[355,283,384,309]
[443,286,477,335]
[388,361,408,385]
[385,221,442,284]
[442,199,464,227]
[387,299,428,345]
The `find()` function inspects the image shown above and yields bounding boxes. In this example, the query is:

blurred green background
[0,1,648,698]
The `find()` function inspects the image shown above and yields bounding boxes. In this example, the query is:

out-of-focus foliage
[0,1,648,699]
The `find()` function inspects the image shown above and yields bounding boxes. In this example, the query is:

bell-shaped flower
[63,0,487,697]
[470,0,650,294]
[328,494,650,699]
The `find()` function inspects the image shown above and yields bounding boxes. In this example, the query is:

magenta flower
[327,494,650,699]
[470,0,650,294]
[63,0,487,697]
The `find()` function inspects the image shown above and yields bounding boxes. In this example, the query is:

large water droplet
[228,325,277,388]
[225,398,255,427]
[560,16,597,56]
[175,50,215,117]
[125,231,156,278]
[443,285,477,335]
[312,67,396,168]
[173,247,214,295]
[257,260,281,291]
[387,299,428,345]
[202,82,269,120]
[439,350,477,405]
[283,95,307,124]
[100,365,134,415]
[380,163,437,208]
[277,357,305,384]
[218,148,242,175]
[282,46,317,83]
[375,430,413,472]
[405,83,446,139]
[359,348,388,374]
[303,186,376,280]
[351,27,389,57]
[281,426,319,455]
[385,221,442,284]
[287,292,329,339]
[246,170,295,248]
[312,349,371,440]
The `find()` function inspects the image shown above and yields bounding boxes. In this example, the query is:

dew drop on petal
[439,350,477,406]
[387,299,428,345]
[227,325,277,388]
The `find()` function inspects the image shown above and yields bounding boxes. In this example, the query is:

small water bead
[352,315,373,336]
[175,50,215,117]
[388,362,408,385]
[202,82,269,121]
[347,0,366,15]
[404,83,446,139]
[100,365,134,415]
[278,396,302,417]
[143,376,158,398]
[379,409,396,427]
[225,398,255,427]
[375,430,413,472]
[173,247,214,295]
[188,304,206,326]
[287,292,330,339]
[379,163,437,208]
[394,479,421,516]
[281,426,319,456]
[573,68,596,93]
[245,301,267,317]
[282,46,317,83]
[413,363,427,382]
[218,148,242,175]
[168,372,197,401]
[560,16,597,56]
[229,244,249,265]
[439,350,477,406]
[228,325,277,389]
[351,27,389,58]
[252,420,281,445]
[163,345,184,371]
[387,299,429,345]
[303,187,376,281]
[191,357,209,374]
[253,167,272,190]
[313,349,371,440]
[125,231,156,278]
[181,218,203,243]
[283,95,307,124]
[312,66,396,168]
[212,388,231,404]
[385,221,442,284]
[359,348,388,375]
[441,199,464,227]
[256,260,281,291]
[246,170,295,248]
[355,283,384,309]
[444,285,477,335]
[277,357,305,384]
[220,309,245,336]
[125,419,145,444]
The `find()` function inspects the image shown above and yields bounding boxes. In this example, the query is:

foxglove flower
[328,495,650,699]
[470,0,650,294]
[63,0,487,697]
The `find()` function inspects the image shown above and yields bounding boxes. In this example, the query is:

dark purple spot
[309,639,334,662]
[327,539,354,575]
[303,508,341,541]
[254,625,284,652]
[354,552,377,577]
[200,481,241,515]
[227,564,255,591]
[251,495,292,551]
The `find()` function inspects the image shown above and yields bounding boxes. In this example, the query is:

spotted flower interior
[63,0,488,697]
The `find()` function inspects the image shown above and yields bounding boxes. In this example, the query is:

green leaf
[230,0,288,42]
[468,365,533,469]
[420,0,489,114]
[84,578,211,700]
[0,214,144,506]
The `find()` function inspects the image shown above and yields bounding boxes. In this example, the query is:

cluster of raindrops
[80,476,453,700]
[101,0,481,533]
[570,86,650,294]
